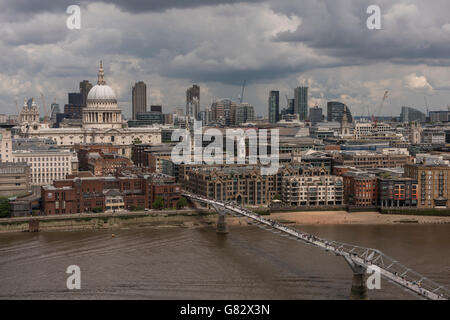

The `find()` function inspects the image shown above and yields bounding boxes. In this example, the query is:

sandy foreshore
[262,210,450,225]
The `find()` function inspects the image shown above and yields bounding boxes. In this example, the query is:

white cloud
[404,73,433,92]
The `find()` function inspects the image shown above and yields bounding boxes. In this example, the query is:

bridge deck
[184,192,449,301]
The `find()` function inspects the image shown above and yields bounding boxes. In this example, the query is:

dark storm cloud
[1,0,450,116]
[103,0,265,13]
[273,0,450,65]
[0,0,263,16]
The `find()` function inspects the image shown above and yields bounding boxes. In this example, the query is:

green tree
[176,197,188,209]
[273,193,282,201]
[0,197,11,218]
[92,207,103,213]
[152,196,164,210]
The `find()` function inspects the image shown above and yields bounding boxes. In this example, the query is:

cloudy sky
[1,0,450,118]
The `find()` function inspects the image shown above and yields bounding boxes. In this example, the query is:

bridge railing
[183,192,449,300]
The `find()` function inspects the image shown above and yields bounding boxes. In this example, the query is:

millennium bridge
[183,191,449,301]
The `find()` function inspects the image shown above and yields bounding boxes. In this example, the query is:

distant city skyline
[1,1,450,118]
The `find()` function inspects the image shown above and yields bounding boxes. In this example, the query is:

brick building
[87,153,133,176]
[75,143,120,170]
[404,163,450,208]
[41,172,181,215]
[184,164,329,206]
[342,172,378,207]
[132,144,174,172]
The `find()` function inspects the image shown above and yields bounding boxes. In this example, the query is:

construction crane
[373,90,389,127]
[424,96,429,116]
[238,80,246,104]
[14,99,19,115]
[40,93,51,123]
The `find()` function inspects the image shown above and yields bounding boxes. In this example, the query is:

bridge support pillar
[212,204,228,234]
[344,256,368,300]
[216,213,228,234]
[350,272,368,300]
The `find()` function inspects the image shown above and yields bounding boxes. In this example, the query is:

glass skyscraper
[268,91,280,123]
[294,87,308,121]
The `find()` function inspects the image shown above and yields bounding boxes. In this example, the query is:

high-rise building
[236,103,255,125]
[64,92,84,120]
[288,98,295,114]
[132,81,147,120]
[309,106,323,125]
[68,93,83,105]
[50,103,60,122]
[79,80,93,107]
[400,106,426,123]
[186,84,200,120]
[327,101,353,123]
[429,111,450,123]
[268,91,280,123]
[294,87,308,120]
[211,99,236,125]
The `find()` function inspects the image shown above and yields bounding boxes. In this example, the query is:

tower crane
[238,80,246,104]
[424,96,429,116]
[40,93,51,123]
[15,99,19,115]
[373,90,388,127]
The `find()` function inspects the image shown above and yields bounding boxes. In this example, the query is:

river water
[0,224,449,299]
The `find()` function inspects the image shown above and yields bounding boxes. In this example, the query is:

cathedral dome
[86,61,117,104]
[87,84,116,101]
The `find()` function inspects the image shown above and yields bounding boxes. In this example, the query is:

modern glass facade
[268,91,280,123]
[327,101,353,123]
[294,87,308,120]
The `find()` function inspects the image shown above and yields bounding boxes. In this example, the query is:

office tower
[68,93,83,105]
[327,101,353,123]
[309,106,323,125]
[211,99,236,126]
[236,103,255,125]
[288,99,295,114]
[65,93,83,119]
[50,103,60,122]
[400,106,426,123]
[268,91,280,123]
[186,84,200,120]
[294,87,308,120]
[79,80,93,107]
[132,81,147,120]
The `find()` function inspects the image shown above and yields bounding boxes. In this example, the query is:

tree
[176,197,188,209]
[0,197,11,218]
[273,193,282,201]
[152,196,164,210]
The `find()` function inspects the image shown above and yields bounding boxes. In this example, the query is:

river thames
[0,224,448,299]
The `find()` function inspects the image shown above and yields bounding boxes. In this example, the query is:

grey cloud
[273,0,450,65]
